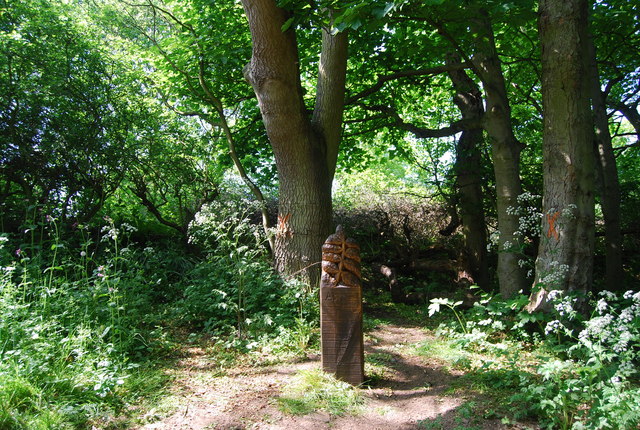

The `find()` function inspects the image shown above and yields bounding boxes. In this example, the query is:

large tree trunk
[587,33,623,291]
[469,10,527,298]
[528,0,595,312]
[446,53,489,289]
[241,0,347,284]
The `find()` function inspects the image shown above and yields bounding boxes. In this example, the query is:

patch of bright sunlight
[277,368,364,416]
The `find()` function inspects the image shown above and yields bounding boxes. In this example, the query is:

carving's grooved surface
[320,226,364,385]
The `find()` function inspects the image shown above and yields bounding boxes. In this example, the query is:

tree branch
[346,62,471,105]
[357,103,482,139]
[129,180,185,234]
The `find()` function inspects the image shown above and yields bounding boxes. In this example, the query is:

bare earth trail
[135,314,534,430]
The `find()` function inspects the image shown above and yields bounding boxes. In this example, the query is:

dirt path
[135,320,532,430]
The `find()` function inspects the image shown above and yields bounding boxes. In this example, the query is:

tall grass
[0,217,174,429]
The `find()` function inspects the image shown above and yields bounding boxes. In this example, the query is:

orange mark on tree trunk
[277,213,292,237]
[546,211,560,240]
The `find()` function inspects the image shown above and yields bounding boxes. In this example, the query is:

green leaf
[100,326,111,338]
[428,302,440,317]
[281,16,295,32]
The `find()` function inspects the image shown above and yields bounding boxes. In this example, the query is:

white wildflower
[618,361,635,376]
[599,290,617,301]
[578,329,593,348]
[101,226,118,242]
[555,300,574,317]
[545,320,563,335]
[584,314,614,338]
[548,290,563,300]
[121,223,138,233]
[613,331,632,353]
[619,308,635,323]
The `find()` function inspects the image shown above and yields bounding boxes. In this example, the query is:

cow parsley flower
[545,320,563,335]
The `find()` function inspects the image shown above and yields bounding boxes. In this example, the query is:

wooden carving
[320,225,364,385]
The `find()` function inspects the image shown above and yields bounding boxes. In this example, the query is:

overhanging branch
[357,103,482,139]
[346,62,471,105]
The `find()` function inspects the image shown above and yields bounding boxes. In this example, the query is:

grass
[412,338,479,371]
[277,369,364,416]
[364,351,397,385]
[410,333,539,424]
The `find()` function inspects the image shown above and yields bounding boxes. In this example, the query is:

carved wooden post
[320,225,364,385]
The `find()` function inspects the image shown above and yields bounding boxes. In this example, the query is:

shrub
[181,201,319,348]
[517,290,640,429]
[428,286,640,429]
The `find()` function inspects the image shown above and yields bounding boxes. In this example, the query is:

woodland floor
[131,309,540,430]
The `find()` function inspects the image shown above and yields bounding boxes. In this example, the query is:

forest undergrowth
[1,199,639,429]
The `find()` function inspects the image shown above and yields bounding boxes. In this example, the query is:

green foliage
[0,198,320,427]
[277,0,408,33]
[466,287,544,342]
[417,400,484,430]
[428,298,466,333]
[427,288,640,429]
[2,0,640,427]
[0,220,177,428]
[413,338,476,370]
[514,290,640,429]
[1,0,142,225]
[261,315,319,358]
[277,369,364,416]
[180,200,318,348]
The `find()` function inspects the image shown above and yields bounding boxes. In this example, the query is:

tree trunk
[586,33,624,291]
[528,0,595,312]
[469,10,527,298]
[241,0,347,285]
[446,53,489,289]
[313,28,349,181]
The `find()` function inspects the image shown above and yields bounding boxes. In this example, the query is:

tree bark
[528,0,595,312]
[446,53,489,289]
[313,28,349,181]
[241,0,347,284]
[468,10,527,298]
[586,33,623,291]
